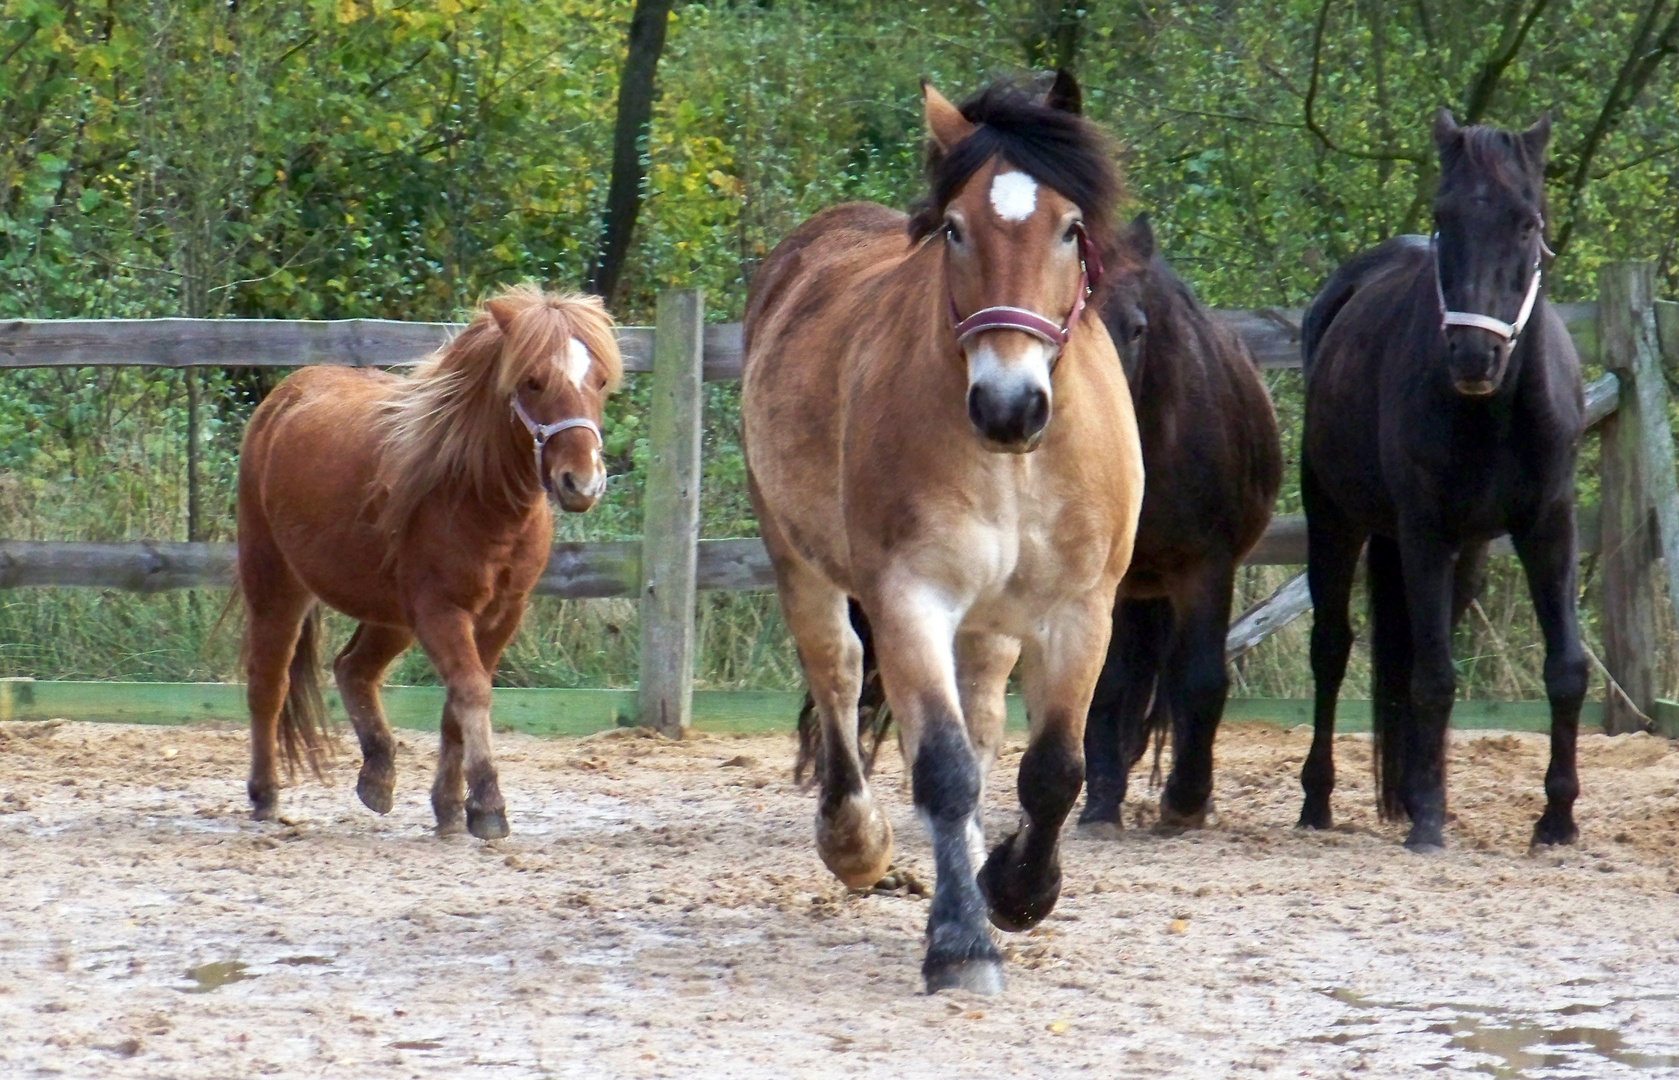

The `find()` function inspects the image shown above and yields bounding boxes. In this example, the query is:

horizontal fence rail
[0,302,1605,376]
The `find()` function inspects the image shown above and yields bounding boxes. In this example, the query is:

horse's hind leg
[240,536,315,821]
[1299,468,1365,830]
[1513,514,1586,846]
[979,589,1112,935]
[955,631,1021,864]
[1367,536,1414,823]
[780,562,891,888]
[1159,564,1238,829]
[1079,596,1169,836]
[334,623,414,815]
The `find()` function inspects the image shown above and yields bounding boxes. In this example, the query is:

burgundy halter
[949,223,1104,354]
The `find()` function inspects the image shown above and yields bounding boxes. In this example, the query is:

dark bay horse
[1298,110,1585,850]
[794,216,1283,839]
[1077,213,1282,833]
[743,75,1144,994]
[237,286,621,839]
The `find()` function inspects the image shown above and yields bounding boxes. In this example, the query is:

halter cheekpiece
[1432,222,1549,345]
[512,397,600,495]
[949,222,1104,355]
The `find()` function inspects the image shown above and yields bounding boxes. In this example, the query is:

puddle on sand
[390,1040,444,1051]
[1325,987,1679,1075]
[179,961,255,993]
[275,955,334,967]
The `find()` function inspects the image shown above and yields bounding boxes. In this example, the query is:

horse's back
[742,202,912,586]
[1301,235,1429,377]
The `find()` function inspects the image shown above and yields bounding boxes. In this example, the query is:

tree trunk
[587,0,677,303]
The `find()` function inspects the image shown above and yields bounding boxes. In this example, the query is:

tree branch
[1303,0,1425,164]
[1461,0,1554,124]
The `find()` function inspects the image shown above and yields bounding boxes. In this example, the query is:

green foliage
[3,0,1678,693]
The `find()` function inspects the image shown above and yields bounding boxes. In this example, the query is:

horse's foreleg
[415,606,506,840]
[779,568,890,888]
[1079,596,1169,836]
[871,588,1000,995]
[1159,566,1237,828]
[955,631,1021,866]
[1513,514,1586,846]
[334,623,414,816]
[1300,474,1365,830]
[980,591,1111,934]
[1395,531,1456,851]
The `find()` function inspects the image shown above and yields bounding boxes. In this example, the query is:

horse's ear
[1044,69,1082,115]
[1520,112,1552,163]
[1432,107,1461,152]
[922,80,975,153]
[1127,212,1155,261]
[485,296,520,335]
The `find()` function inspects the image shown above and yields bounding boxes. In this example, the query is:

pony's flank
[373,286,620,539]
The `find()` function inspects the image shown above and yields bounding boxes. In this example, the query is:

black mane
[907,81,1123,271]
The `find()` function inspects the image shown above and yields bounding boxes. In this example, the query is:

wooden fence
[3,263,1678,736]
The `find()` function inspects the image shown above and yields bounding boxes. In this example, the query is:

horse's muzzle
[554,468,604,512]
[967,382,1050,451]
[1446,333,1509,398]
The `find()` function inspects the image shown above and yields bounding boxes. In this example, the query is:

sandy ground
[2,719,1678,1079]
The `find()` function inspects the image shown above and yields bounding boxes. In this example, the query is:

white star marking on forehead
[989,171,1038,222]
[564,337,592,389]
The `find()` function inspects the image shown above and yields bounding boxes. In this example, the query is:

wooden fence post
[1596,262,1679,733]
[637,289,705,736]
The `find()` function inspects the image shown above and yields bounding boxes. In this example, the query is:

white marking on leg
[966,813,987,874]
[989,171,1038,222]
[564,337,592,389]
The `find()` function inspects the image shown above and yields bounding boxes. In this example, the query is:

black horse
[1298,109,1585,850]
[795,216,1283,838]
[1076,213,1282,833]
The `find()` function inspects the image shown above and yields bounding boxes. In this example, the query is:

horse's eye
[1130,323,1145,342]
[944,220,964,245]
[1063,224,1080,243]
[524,376,543,392]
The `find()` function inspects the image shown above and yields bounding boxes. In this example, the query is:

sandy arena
[2,718,1678,1078]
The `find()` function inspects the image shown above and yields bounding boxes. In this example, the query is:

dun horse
[743,74,1144,994]
[236,286,621,839]
[1078,213,1281,833]
[794,217,1283,838]
[1298,111,1585,849]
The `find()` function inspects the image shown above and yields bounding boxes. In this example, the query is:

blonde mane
[374,285,621,538]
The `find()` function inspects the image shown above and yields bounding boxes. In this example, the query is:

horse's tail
[1366,536,1409,821]
[793,600,892,786]
[277,606,333,780]
[1301,235,1431,376]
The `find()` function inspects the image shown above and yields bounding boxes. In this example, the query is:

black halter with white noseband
[1432,221,1552,346]
[512,398,600,497]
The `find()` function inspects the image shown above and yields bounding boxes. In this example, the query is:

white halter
[512,398,600,495]
[1432,225,1550,345]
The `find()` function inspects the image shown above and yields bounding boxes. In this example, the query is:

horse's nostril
[560,472,580,495]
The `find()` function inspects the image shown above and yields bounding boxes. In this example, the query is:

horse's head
[913,72,1122,452]
[1103,213,1156,383]
[1431,108,1552,397]
[487,287,622,512]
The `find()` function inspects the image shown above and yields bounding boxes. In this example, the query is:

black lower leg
[914,712,1001,994]
[980,726,1082,932]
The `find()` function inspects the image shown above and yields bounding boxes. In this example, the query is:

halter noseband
[1432,222,1550,345]
[949,223,1104,356]
[512,397,601,497]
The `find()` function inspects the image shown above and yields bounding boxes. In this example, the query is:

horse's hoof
[1075,819,1124,841]
[249,784,278,822]
[1156,801,1209,832]
[467,807,510,840]
[434,806,466,836]
[1403,824,1444,852]
[816,794,894,889]
[1530,812,1578,847]
[356,772,394,815]
[1296,800,1332,831]
[250,801,278,823]
[978,838,1061,932]
[923,957,1004,996]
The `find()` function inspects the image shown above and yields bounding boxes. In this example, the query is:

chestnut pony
[236,286,620,839]
[743,75,1143,994]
